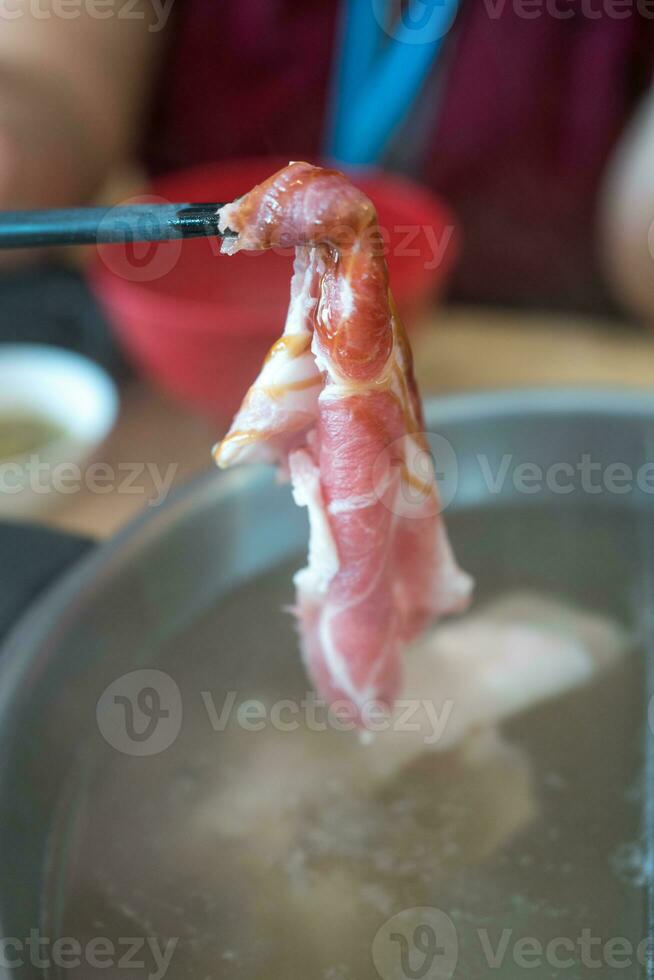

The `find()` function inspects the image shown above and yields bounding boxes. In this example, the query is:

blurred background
[1,0,654,537]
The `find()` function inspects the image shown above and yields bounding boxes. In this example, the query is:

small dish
[0,344,119,518]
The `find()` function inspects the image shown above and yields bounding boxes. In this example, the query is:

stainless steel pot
[0,389,653,980]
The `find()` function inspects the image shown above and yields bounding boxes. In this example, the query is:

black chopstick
[0,202,235,249]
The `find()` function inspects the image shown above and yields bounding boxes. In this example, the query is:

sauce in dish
[0,412,63,461]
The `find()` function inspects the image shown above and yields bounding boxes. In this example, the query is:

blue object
[325,0,460,166]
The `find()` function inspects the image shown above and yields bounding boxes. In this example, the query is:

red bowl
[89,158,459,419]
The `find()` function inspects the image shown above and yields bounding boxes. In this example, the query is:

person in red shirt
[0,0,652,317]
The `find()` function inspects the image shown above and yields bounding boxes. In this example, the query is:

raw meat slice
[214,162,472,717]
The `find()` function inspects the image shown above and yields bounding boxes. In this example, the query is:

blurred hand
[0,67,97,211]
[601,85,654,324]
[0,1,167,265]
[0,69,105,218]
[0,68,101,267]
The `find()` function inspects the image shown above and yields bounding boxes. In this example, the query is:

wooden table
[45,305,654,540]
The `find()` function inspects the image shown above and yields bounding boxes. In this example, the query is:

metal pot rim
[1,384,654,726]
